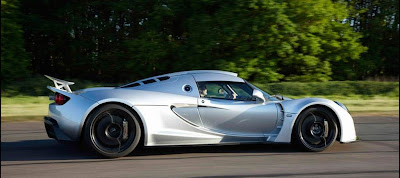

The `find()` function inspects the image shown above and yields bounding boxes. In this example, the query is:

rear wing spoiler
[45,75,74,93]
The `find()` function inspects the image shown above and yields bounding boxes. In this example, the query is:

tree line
[1,0,398,84]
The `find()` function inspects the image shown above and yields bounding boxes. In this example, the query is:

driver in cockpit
[198,84,207,97]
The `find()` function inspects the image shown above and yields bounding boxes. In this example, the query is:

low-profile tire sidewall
[293,107,338,152]
[83,104,141,158]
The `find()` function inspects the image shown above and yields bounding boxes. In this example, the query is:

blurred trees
[346,0,399,80]
[1,0,398,83]
[1,0,30,83]
[283,0,367,81]
[169,0,367,82]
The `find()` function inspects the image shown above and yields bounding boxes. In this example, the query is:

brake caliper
[122,119,128,141]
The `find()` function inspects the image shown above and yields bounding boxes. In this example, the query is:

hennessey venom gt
[44,70,356,158]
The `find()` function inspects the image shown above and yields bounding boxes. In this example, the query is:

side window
[197,81,254,101]
[229,83,254,101]
[197,82,229,99]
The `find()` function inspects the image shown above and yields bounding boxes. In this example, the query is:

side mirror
[252,89,265,103]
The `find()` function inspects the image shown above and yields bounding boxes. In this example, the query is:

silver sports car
[44,70,356,158]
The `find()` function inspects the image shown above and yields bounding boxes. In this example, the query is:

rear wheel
[83,104,141,158]
[292,107,338,152]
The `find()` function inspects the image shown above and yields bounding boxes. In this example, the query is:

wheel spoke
[93,112,129,148]
[299,111,338,149]
[106,112,115,124]
[301,115,322,145]
[296,108,338,151]
[310,112,317,122]
[302,116,315,131]
[322,136,327,147]
[304,134,320,144]
[117,137,121,152]
[85,105,141,158]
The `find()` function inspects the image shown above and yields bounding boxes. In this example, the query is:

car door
[196,81,278,136]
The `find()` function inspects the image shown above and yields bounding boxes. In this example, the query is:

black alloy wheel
[84,104,141,158]
[292,107,338,152]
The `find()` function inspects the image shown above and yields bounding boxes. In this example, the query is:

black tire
[83,104,141,158]
[292,107,338,152]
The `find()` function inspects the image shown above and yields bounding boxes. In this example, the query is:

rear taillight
[55,93,70,105]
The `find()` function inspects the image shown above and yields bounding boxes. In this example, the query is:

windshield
[245,81,280,101]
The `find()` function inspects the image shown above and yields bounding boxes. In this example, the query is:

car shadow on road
[1,139,300,162]
[1,139,95,161]
[134,143,299,156]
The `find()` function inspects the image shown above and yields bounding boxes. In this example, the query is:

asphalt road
[1,116,399,178]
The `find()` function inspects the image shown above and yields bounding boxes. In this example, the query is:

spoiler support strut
[45,75,75,93]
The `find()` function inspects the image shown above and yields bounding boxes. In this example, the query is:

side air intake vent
[121,83,140,88]
[158,76,170,81]
[143,79,156,84]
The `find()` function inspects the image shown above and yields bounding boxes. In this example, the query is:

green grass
[286,95,399,116]
[254,81,399,97]
[1,95,398,122]
[1,96,51,115]
[1,96,50,122]
[1,78,398,122]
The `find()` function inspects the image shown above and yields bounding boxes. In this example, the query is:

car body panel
[198,98,278,136]
[47,86,99,140]
[45,70,357,147]
[274,98,357,143]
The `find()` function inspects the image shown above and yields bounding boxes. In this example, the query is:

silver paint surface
[198,98,278,136]
[46,70,357,145]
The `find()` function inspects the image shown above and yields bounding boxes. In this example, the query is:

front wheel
[292,107,338,152]
[83,104,141,158]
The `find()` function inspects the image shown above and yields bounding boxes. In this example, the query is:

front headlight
[334,101,349,112]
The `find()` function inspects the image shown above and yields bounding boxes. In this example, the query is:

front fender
[274,98,357,143]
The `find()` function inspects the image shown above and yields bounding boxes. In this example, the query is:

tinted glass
[197,81,254,101]
[229,82,253,101]
[197,82,228,99]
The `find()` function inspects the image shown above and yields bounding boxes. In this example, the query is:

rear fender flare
[78,99,147,145]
